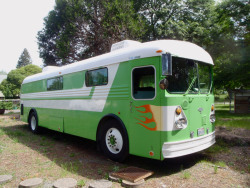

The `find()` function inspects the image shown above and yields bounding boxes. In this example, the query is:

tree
[38,0,145,66]
[16,48,32,68]
[133,0,218,47]
[209,0,250,90]
[37,0,249,91]
[0,65,42,98]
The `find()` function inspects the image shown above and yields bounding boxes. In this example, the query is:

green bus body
[20,40,215,161]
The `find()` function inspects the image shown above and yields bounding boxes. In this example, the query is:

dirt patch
[216,126,250,145]
[0,116,249,188]
[209,146,250,173]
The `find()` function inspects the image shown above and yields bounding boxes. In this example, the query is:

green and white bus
[20,40,215,162]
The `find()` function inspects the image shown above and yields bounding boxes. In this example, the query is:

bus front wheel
[99,119,129,162]
[28,111,40,134]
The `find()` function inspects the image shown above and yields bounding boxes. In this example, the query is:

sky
[0,0,55,73]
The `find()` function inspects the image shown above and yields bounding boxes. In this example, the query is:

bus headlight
[174,106,188,129]
[175,118,187,129]
[210,104,215,123]
[210,114,216,123]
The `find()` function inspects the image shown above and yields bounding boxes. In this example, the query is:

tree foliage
[38,0,249,90]
[16,48,32,68]
[0,65,42,98]
[134,0,217,46]
[38,0,144,66]
[210,0,250,90]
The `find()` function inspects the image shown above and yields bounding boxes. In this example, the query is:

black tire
[28,111,41,134]
[99,119,129,162]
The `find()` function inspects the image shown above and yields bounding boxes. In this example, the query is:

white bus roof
[23,40,213,84]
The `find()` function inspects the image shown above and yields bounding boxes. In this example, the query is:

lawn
[215,104,250,129]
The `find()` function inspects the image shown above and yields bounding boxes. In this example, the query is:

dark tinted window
[132,66,155,99]
[86,68,108,87]
[166,57,212,94]
[167,57,198,94]
[47,77,63,91]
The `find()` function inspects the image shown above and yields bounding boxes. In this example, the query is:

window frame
[131,65,156,100]
[165,56,213,95]
[47,76,63,91]
[197,62,212,94]
[85,67,108,87]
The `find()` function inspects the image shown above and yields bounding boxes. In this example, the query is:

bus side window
[132,66,155,99]
[47,76,63,91]
[85,68,108,87]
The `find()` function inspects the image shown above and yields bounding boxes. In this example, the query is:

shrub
[0,101,13,109]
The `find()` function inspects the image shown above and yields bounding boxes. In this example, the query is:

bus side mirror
[162,53,172,76]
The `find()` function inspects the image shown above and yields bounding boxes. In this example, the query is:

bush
[0,101,13,110]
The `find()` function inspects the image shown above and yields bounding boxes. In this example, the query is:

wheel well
[28,108,37,123]
[96,114,127,143]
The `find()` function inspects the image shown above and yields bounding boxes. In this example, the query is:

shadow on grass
[1,122,211,180]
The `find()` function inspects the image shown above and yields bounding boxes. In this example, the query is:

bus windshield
[166,57,212,94]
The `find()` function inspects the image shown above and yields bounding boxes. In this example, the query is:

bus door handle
[130,101,133,112]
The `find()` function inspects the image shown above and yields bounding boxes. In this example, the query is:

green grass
[215,104,250,129]
[181,171,191,179]
[97,168,103,175]
[206,139,230,154]
[214,161,226,168]
[0,128,4,136]
[77,179,86,187]
[214,165,218,174]
[60,161,80,175]
[113,165,120,172]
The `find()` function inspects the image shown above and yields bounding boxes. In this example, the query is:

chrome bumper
[162,131,215,158]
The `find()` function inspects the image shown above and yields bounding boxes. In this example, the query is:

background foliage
[0,65,42,98]
[16,48,33,69]
[35,0,247,91]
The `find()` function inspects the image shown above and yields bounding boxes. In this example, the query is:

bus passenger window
[132,66,155,99]
[85,68,108,87]
[47,76,63,91]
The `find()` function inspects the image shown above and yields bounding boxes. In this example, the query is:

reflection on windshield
[166,57,211,94]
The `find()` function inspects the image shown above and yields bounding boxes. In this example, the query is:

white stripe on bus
[22,64,119,112]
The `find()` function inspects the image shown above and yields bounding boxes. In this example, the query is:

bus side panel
[63,110,101,140]
[128,57,162,160]
[21,80,47,94]
[63,71,85,90]
[63,63,126,141]
[37,108,64,132]
[102,57,162,160]
[21,80,46,123]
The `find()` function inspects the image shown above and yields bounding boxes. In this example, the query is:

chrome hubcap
[105,128,123,154]
[31,116,36,131]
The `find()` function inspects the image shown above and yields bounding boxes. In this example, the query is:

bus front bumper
[162,131,215,158]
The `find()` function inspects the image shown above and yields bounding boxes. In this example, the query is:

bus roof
[23,40,213,84]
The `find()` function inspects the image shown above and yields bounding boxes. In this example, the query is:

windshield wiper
[184,76,197,96]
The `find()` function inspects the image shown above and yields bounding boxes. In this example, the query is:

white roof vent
[111,40,141,52]
[42,66,59,72]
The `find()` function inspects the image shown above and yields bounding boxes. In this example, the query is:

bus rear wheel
[99,119,129,162]
[29,112,40,134]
